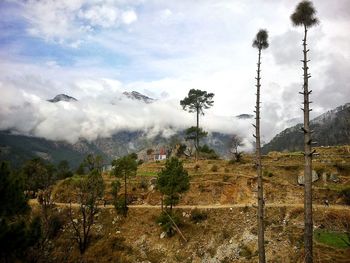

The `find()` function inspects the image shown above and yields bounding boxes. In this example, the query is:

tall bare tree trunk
[124,171,127,217]
[302,24,313,263]
[196,107,199,161]
[255,48,266,263]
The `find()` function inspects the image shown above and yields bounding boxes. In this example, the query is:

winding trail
[29,199,350,211]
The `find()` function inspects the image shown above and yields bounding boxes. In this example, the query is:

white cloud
[0,79,252,144]
[122,10,138,25]
[18,0,137,45]
[1,0,349,148]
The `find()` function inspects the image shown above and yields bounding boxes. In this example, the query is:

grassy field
[314,229,350,249]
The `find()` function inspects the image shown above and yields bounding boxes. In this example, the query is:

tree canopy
[180,89,214,115]
[111,154,138,216]
[157,158,190,212]
[112,154,138,179]
[252,29,269,50]
[291,0,319,28]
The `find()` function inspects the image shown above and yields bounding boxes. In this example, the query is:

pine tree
[180,89,214,160]
[156,158,190,213]
[111,154,138,216]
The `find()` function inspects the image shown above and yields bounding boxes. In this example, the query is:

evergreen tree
[56,160,73,179]
[82,154,103,173]
[156,158,190,213]
[111,154,138,216]
[180,89,214,160]
[21,158,56,192]
[291,1,319,262]
[0,162,41,261]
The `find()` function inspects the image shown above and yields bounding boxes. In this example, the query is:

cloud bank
[0,79,253,145]
[0,0,349,150]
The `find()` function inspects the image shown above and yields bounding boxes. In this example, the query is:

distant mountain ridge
[262,103,350,153]
[48,94,78,102]
[0,130,231,169]
[0,92,232,168]
[236,114,254,119]
[123,91,155,103]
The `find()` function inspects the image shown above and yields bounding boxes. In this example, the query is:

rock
[321,172,328,183]
[329,173,340,183]
[298,170,319,185]
[149,178,157,185]
[182,212,190,218]
[160,232,167,239]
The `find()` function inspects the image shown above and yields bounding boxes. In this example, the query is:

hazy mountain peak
[123,91,154,104]
[48,94,78,103]
[262,102,350,153]
[236,114,254,119]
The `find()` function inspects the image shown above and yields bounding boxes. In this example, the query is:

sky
[0,0,349,147]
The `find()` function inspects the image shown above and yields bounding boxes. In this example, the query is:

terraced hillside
[31,146,350,262]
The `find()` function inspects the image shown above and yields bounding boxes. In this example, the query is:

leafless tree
[229,135,244,162]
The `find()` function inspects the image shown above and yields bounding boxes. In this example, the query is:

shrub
[211,165,218,172]
[223,175,229,182]
[190,209,208,223]
[263,170,274,177]
[194,164,200,171]
[239,245,252,259]
[156,212,181,237]
[334,163,350,172]
[139,178,148,190]
[198,145,219,159]
[114,197,128,215]
[340,187,350,205]
[228,159,236,165]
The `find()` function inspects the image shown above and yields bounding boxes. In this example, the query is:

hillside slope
[262,103,350,153]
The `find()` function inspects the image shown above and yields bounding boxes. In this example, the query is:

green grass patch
[314,229,350,249]
[324,184,350,192]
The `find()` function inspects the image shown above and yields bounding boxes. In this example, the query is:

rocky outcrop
[297,170,319,185]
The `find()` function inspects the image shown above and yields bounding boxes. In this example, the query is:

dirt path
[29,199,350,211]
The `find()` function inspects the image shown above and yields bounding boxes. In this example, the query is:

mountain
[123,91,155,103]
[0,130,107,168]
[0,92,233,168]
[236,114,254,119]
[262,103,350,153]
[0,129,232,169]
[48,94,78,103]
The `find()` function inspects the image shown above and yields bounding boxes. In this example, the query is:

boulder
[160,232,166,239]
[298,170,319,185]
[149,178,157,190]
[329,173,340,183]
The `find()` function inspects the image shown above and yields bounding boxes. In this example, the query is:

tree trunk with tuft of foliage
[252,29,269,263]
[291,2,319,262]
